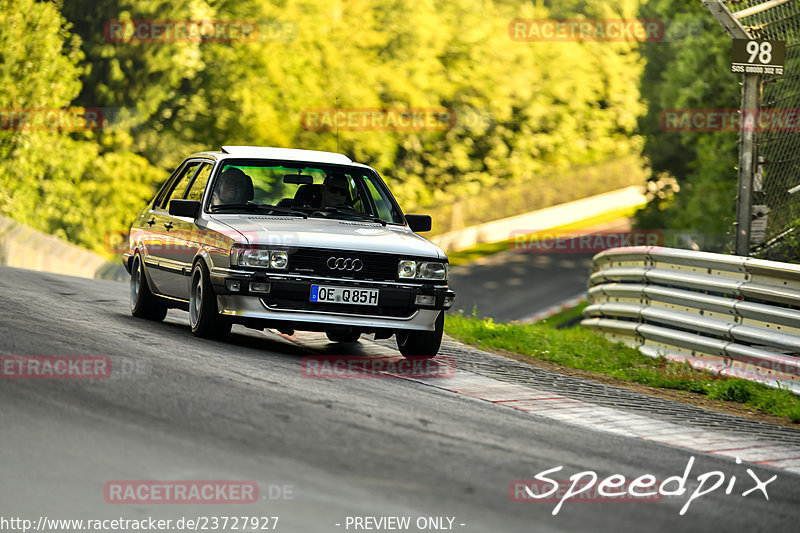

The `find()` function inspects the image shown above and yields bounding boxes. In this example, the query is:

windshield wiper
[210,204,308,218]
[257,205,309,218]
[312,206,387,226]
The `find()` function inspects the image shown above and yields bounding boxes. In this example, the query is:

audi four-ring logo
[327,257,364,271]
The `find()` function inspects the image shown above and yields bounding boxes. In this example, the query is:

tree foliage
[2,0,648,254]
[634,0,740,239]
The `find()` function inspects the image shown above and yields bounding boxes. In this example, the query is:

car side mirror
[169,199,201,219]
[405,214,432,232]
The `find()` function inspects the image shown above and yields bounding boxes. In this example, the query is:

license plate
[309,285,379,306]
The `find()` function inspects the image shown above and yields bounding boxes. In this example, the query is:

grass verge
[533,301,588,329]
[444,311,800,423]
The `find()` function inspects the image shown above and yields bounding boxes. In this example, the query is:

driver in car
[320,173,350,208]
[212,167,253,206]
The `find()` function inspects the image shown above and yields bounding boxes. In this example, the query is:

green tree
[0,0,167,254]
[3,0,652,253]
[635,0,740,239]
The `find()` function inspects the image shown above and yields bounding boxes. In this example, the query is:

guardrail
[430,186,646,252]
[581,246,800,394]
[0,215,126,281]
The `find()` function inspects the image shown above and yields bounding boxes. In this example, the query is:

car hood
[210,215,447,259]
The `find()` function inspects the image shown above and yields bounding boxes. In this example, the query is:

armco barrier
[581,246,800,394]
[0,215,126,281]
[430,186,646,252]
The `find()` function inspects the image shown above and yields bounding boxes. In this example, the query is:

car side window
[152,167,183,209]
[184,163,213,202]
[156,162,200,210]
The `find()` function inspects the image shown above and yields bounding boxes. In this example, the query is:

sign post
[704,2,760,256]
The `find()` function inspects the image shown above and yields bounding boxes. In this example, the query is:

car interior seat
[293,184,322,208]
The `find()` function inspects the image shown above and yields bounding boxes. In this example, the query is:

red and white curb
[420,370,800,473]
[276,330,800,474]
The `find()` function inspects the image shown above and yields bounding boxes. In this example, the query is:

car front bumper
[210,268,455,332]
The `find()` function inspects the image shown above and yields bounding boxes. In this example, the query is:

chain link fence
[725,0,800,260]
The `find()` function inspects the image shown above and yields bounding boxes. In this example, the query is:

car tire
[130,253,168,321]
[326,330,361,343]
[396,311,443,359]
[189,260,232,339]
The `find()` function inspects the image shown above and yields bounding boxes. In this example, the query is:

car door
[160,161,214,300]
[144,160,202,295]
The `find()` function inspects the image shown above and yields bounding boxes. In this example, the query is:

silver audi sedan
[124,146,455,357]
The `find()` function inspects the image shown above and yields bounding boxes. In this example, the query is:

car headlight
[397,260,448,280]
[231,247,288,270]
[270,251,288,269]
[418,261,449,280]
[398,260,417,279]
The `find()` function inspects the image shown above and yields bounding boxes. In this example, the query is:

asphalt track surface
[447,220,632,322]
[448,252,593,322]
[1,265,799,532]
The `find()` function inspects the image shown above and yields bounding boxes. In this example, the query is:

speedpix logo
[511,456,776,515]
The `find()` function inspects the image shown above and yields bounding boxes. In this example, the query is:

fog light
[249,282,271,293]
[443,295,455,308]
[415,294,436,306]
[226,280,241,292]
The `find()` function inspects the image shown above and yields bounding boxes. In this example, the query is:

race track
[1,265,799,532]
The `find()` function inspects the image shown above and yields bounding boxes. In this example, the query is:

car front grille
[289,248,400,282]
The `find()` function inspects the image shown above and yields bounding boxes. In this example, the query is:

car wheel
[189,261,232,339]
[326,330,361,343]
[130,253,167,321]
[396,311,443,359]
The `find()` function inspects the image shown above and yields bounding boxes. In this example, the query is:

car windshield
[207,160,404,224]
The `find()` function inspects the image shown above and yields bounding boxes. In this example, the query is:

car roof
[190,146,355,165]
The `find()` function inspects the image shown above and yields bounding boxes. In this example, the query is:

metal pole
[703,1,760,256]
[733,0,792,19]
[737,75,759,255]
